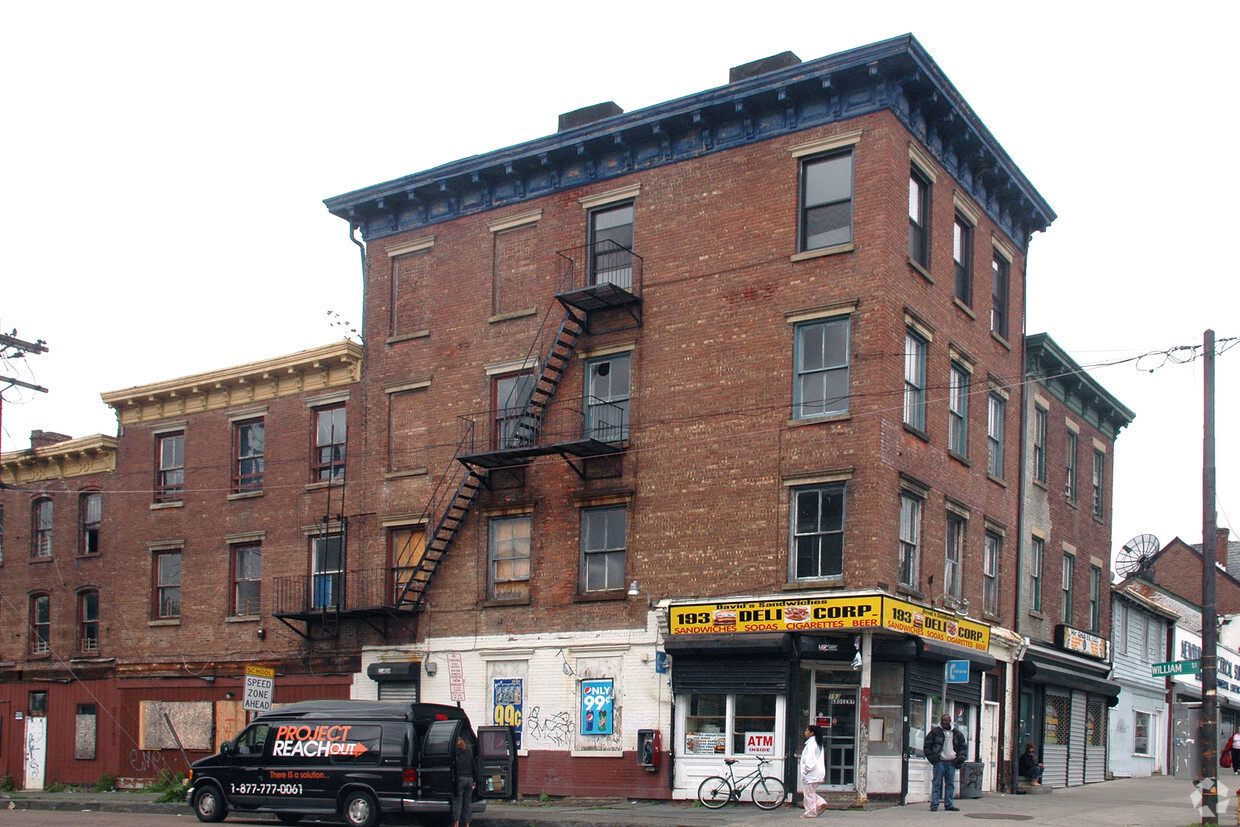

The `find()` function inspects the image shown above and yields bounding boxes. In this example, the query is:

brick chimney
[30,430,72,449]
[1219,527,1233,569]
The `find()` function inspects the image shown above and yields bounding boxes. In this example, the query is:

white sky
[2,2,1236,565]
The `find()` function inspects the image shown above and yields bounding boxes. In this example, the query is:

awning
[663,632,792,656]
[921,638,997,670]
[1020,654,1120,705]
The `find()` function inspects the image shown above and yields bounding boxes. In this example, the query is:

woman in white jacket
[799,724,826,817]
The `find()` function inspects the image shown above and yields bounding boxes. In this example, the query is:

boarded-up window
[75,705,97,759]
[392,250,430,337]
[494,225,540,316]
[389,388,429,472]
[139,700,212,750]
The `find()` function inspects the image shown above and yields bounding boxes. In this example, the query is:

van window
[235,724,270,756]
[330,725,382,765]
[423,720,462,758]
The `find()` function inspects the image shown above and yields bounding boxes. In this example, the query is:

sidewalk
[1,774,1223,826]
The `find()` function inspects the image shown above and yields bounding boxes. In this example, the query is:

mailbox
[637,729,661,769]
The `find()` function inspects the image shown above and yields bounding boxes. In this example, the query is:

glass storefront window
[683,693,779,757]
[1134,711,1151,756]
[869,662,904,757]
[733,694,777,755]
[685,693,727,755]
[1044,692,1071,745]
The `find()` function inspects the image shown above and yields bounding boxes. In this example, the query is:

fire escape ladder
[510,306,587,448]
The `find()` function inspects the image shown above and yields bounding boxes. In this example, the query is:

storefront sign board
[880,598,989,651]
[744,732,776,755]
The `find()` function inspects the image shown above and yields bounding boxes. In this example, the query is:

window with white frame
[800,151,853,251]
[232,543,262,616]
[154,550,181,619]
[311,533,343,609]
[682,692,779,756]
[313,406,347,481]
[1061,554,1074,624]
[949,363,969,457]
[79,590,99,652]
[983,531,1001,616]
[987,394,1005,477]
[794,317,850,419]
[945,513,964,601]
[899,494,922,589]
[31,593,51,654]
[792,483,846,580]
[1030,535,1044,613]
[585,353,630,442]
[581,506,626,592]
[155,432,185,503]
[1133,710,1151,756]
[233,418,265,492]
[904,330,927,431]
[32,497,53,558]
[588,202,635,288]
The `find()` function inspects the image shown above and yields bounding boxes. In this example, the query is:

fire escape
[390,240,642,613]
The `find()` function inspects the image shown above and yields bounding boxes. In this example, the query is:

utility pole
[1201,328,1218,826]
[0,327,50,458]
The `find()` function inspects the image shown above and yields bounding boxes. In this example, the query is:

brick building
[323,35,1054,804]
[0,342,364,788]
[1014,333,1134,788]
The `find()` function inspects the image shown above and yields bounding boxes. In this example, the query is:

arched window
[32,498,53,558]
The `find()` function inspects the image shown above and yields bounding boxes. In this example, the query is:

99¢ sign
[492,678,524,748]
[581,679,613,735]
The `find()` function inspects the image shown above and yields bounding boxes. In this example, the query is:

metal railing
[272,568,393,614]
[557,240,643,298]
[458,396,628,455]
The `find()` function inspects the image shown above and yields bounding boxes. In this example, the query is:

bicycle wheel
[750,774,786,809]
[697,775,733,808]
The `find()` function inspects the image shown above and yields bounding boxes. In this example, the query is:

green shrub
[146,771,188,803]
[91,773,118,793]
[42,780,68,793]
[0,774,14,792]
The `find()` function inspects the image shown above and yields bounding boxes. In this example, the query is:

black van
[187,700,517,826]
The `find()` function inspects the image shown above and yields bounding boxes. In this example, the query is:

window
[154,550,181,619]
[794,317,850,419]
[1065,431,1078,501]
[581,506,626,592]
[987,394,1005,478]
[792,483,845,580]
[1032,407,1047,484]
[1115,602,1128,654]
[79,492,101,556]
[953,214,973,305]
[588,203,635,288]
[494,372,535,450]
[1092,450,1105,518]
[32,497,53,558]
[683,693,779,757]
[313,406,346,481]
[31,593,50,654]
[948,363,969,457]
[29,691,47,716]
[903,330,927,431]
[155,432,184,503]
[311,533,343,609]
[1133,710,1151,756]
[983,532,1001,616]
[233,419,264,492]
[991,251,1009,338]
[1061,554,1074,624]
[490,515,531,601]
[800,151,853,251]
[79,590,99,652]
[908,169,930,267]
[945,514,964,600]
[390,527,425,604]
[232,544,261,616]
[585,354,630,442]
[899,494,922,589]
[1030,536,1044,613]
[0,503,4,563]
[1089,565,1102,632]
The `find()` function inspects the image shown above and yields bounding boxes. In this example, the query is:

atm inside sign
[1152,660,1201,677]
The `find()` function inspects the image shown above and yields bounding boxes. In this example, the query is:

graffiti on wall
[525,706,573,747]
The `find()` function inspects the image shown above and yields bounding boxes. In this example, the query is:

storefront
[663,592,994,805]
[1017,627,1119,788]
[1167,627,1240,777]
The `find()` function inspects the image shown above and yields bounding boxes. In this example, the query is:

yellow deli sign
[668,595,989,652]
[669,596,882,635]
[881,598,989,652]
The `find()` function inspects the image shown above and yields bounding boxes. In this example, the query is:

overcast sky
[2,2,1236,566]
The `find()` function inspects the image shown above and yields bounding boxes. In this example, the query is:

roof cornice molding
[1026,332,1135,439]
[1,434,118,485]
[100,341,363,425]
[325,34,1053,251]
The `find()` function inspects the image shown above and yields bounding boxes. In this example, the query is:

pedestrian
[1226,727,1240,775]
[1018,742,1043,785]
[799,724,827,818]
[924,714,966,812]
[451,736,480,827]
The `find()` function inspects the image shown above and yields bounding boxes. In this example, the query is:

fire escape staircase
[392,243,642,614]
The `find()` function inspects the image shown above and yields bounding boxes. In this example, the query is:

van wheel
[276,815,304,825]
[343,790,381,827]
[192,785,228,823]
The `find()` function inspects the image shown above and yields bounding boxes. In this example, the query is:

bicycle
[696,755,787,809]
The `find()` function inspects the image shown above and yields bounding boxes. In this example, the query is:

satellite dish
[1116,533,1161,578]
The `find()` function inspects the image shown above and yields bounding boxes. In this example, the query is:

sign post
[243,665,275,713]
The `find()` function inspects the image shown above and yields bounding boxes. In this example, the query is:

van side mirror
[220,740,235,756]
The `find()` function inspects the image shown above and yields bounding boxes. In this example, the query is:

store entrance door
[813,685,858,789]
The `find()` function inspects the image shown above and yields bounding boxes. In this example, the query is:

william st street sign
[1152,659,1202,677]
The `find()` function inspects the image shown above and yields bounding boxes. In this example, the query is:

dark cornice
[325,34,1055,250]
[1026,332,1135,440]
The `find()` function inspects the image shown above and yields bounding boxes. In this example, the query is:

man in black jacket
[924,714,967,811]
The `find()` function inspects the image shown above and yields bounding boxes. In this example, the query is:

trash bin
[959,762,984,798]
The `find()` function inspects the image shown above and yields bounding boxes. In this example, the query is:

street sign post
[244,665,275,712]
[1152,660,1202,677]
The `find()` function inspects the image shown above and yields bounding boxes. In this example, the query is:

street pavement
[1,774,1224,826]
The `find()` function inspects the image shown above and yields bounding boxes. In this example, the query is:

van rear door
[476,726,518,800]
[418,719,463,801]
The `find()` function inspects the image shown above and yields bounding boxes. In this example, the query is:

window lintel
[785,300,858,325]
[782,467,854,487]
[579,184,641,210]
[953,193,980,225]
[384,376,432,395]
[908,143,938,182]
[386,236,436,258]
[488,209,543,234]
[789,129,863,158]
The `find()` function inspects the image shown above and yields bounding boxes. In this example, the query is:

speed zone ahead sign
[244,665,275,712]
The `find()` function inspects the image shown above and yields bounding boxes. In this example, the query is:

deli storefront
[663,592,995,805]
